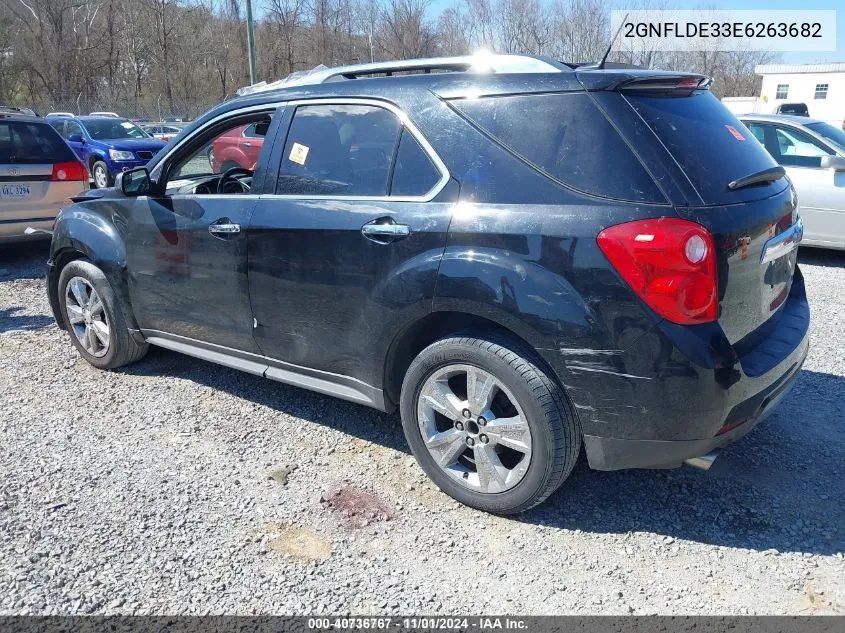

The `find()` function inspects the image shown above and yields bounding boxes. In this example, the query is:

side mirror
[254,120,271,136]
[118,167,150,196]
[820,155,845,172]
[68,134,84,144]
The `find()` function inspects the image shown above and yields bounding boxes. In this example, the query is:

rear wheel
[58,260,148,370]
[400,333,581,514]
[91,160,110,189]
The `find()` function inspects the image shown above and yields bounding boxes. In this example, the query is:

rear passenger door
[247,99,456,393]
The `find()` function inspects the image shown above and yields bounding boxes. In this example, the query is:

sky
[426,0,843,65]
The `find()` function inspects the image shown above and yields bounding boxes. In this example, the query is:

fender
[219,147,250,169]
[48,195,140,334]
[433,241,598,354]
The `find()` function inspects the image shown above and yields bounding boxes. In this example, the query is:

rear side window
[0,121,75,164]
[451,92,665,203]
[390,129,441,196]
[625,91,780,205]
[277,104,401,196]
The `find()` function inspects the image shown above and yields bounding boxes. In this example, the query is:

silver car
[740,114,845,250]
[0,113,89,243]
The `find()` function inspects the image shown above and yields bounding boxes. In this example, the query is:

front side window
[814,84,828,100]
[747,123,834,168]
[65,121,84,138]
[171,114,272,180]
[776,84,789,100]
[276,104,402,196]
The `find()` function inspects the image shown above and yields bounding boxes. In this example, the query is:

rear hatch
[583,72,800,345]
[0,118,86,224]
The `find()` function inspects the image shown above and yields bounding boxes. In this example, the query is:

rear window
[451,92,665,203]
[625,91,781,205]
[0,120,75,164]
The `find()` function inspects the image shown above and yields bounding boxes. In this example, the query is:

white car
[741,114,845,251]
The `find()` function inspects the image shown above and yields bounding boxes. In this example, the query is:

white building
[754,63,845,126]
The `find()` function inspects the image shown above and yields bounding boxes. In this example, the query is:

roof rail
[237,54,565,96]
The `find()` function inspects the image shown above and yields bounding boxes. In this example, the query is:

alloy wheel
[416,364,532,494]
[64,276,110,358]
[94,164,108,188]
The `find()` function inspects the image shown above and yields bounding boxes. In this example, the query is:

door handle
[244,142,252,147]
[209,219,241,237]
[361,219,410,243]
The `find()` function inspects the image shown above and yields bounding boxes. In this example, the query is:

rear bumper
[0,217,55,242]
[547,268,810,470]
[583,334,806,470]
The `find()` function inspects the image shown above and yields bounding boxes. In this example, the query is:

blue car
[47,116,166,189]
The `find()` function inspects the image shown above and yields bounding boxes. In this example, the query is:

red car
[210,123,264,172]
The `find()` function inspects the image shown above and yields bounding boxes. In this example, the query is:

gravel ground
[1,242,843,616]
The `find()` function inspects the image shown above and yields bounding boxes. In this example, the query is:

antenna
[598,12,629,69]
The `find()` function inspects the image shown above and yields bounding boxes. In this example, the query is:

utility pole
[245,0,258,85]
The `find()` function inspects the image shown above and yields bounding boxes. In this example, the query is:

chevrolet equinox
[47,55,810,514]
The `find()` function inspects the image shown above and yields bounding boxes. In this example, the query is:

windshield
[807,121,845,153]
[84,119,149,140]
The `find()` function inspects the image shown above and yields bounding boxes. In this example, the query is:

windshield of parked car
[83,118,149,140]
[807,122,845,153]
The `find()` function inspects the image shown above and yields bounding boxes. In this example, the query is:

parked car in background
[89,111,120,118]
[0,111,88,243]
[741,114,845,250]
[210,122,264,172]
[164,115,187,123]
[142,123,183,142]
[775,103,809,116]
[47,115,166,189]
[1,106,40,117]
[47,56,809,514]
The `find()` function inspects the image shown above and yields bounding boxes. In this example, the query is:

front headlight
[109,149,135,161]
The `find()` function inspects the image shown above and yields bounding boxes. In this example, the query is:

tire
[400,332,581,514]
[91,160,111,189]
[57,259,148,370]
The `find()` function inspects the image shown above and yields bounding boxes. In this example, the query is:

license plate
[0,184,32,199]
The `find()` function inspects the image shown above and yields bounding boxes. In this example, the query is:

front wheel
[400,333,581,514]
[58,259,148,370]
[91,160,111,189]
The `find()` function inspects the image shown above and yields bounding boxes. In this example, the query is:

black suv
[47,55,809,514]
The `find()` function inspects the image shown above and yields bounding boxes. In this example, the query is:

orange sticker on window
[725,125,745,141]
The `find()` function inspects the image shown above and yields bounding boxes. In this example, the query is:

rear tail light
[597,218,718,325]
[51,161,88,182]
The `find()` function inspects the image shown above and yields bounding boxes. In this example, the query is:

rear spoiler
[576,71,711,93]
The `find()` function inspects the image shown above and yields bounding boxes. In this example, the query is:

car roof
[740,113,825,126]
[0,112,49,124]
